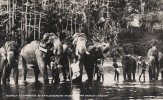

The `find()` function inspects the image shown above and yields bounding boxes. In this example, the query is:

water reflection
[1,70,163,99]
[1,80,163,100]
[72,86,80,100]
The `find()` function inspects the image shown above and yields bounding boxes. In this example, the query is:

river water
[1,60,163,100]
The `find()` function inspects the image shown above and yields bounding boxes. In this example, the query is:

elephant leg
[61,65,69,81]
[37,57,49,84]
[2,65,7,84]
[6,65,12,83]
[123,67,127,81]
[84,60,94,82]
[22,65,27,83]
[0,66,4,84]
[11,63,18,84]
[127,73,131,81]
[155,66,160,80]
[12,60,19,84]
[13,67,19,84]
[161,71,163,79]
[55,68,60,83]
[150,65,154,80]
[19,56,27,83]
[133,73,136,81]
[78,61,83,82]
[76,56,84,82]
[153,66,156,80]
[123,70,126,81]
[149,67,152,81]
[155,61,160,80]
[2,62,12,84]
[33,66,40,82]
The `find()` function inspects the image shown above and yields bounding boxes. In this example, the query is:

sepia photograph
[0,0,163,99]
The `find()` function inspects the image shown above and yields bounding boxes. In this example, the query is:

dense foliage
[0,0,162,56]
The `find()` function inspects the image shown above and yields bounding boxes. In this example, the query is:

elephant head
[121,55,130,69]
[42,33,63,56]
[72,33,88,56]
[5,41,18,62]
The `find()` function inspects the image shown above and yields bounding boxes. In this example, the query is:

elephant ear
[5,41,17,51]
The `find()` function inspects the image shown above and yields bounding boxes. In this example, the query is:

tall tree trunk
[25,0,28,39]
[28,11,31,38]
[38,13,42,39]
[34,13,36,40]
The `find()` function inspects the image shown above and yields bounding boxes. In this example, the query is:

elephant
[85,46,104,82]
[72,33,89,82]
[19,33,63,84]
[148,56,159,81]
[147,46,160,81]
[159,52,163,79]
[121,55,137,81]
[83,45,96,82]
[148,51,163,81]
[0,41,19,84]
[71,33,109,82]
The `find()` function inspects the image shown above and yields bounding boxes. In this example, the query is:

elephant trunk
[7,51,16,65]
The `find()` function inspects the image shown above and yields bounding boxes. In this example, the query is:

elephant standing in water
[72,33,89,82]
[19,33,62,84]
[148,51,163,81]
[159,52,163,79]
[147,45,160,81]
[0,41,19,84]
[121,55,137,81]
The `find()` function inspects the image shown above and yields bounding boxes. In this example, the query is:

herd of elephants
[0,32,163,85]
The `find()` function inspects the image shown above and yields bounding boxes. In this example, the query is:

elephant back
[20,41,40,65]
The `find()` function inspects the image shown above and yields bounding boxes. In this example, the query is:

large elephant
[0,41,19,84]
[147,46,160,81]
[72,33,88,82]
[83,45,96,82]
[85,46,105,82]
[19,33,62,84]
[121,55,137,81]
